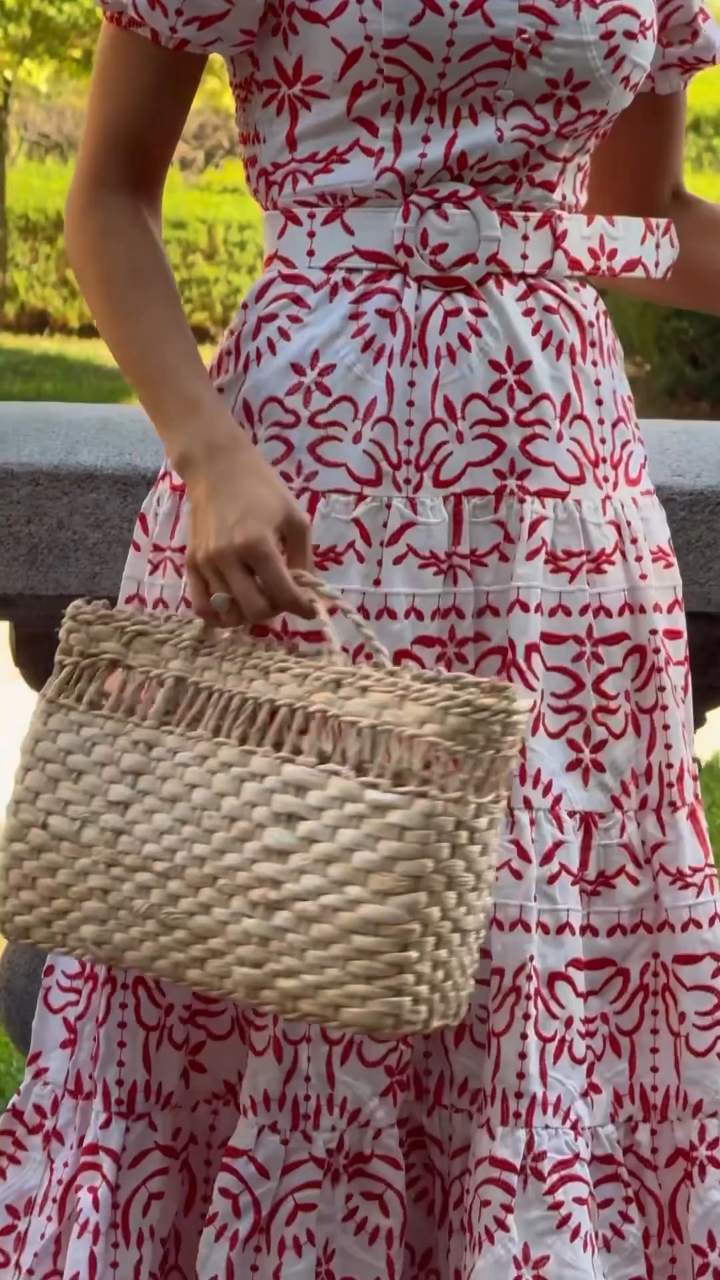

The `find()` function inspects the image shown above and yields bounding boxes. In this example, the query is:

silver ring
[210,591,231,616]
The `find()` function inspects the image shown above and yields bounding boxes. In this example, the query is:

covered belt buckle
[394,183,502,289]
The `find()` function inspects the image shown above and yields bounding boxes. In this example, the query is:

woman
[2,2,720,1277]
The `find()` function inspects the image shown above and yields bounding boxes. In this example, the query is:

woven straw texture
[0,588,527,1035]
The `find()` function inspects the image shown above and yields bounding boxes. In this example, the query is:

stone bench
[2,403,720,716]
[1,403,720,1057]
[0,403,163,688]
[644,420,720,731]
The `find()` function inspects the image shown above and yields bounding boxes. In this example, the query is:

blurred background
[3,3,720,414]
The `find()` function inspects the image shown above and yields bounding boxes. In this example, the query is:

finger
[280,516,317,616]
[215,552,275,624]
[247,539,317,620]
[187,560,216,621]
[283,522,317,614]
[193,557,243,628]
[283,514,313,572]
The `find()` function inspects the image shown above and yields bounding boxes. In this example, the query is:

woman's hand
[184,433,316,627]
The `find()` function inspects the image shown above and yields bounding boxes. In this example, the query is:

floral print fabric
[2,3,720,1278]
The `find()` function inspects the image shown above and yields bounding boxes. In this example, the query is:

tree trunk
[0,75,12,325]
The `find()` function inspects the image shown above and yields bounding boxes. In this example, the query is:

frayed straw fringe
[0,583,528,1036]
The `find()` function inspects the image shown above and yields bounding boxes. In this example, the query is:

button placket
[493,21,542,146]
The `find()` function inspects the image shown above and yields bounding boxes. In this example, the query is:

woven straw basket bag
[0,579,527,1036]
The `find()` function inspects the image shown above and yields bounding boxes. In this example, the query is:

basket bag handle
[272,570,393,667]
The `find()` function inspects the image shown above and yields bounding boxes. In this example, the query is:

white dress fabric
[2,3,720,1278]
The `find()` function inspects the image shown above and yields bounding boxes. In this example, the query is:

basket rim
[40,673,527,778]
[60,597,531,705]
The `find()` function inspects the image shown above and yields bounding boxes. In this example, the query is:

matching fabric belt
[263,184,678,290]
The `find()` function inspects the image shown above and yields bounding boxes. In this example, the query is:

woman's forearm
[65,179,243,476]
[599,192,720,317]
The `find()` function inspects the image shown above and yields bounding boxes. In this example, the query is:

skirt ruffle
[2,479,719,1279]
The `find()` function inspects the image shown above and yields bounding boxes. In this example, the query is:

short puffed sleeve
[642,1,720,92]
[98,0,262,57]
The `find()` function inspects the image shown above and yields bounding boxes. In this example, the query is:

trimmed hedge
[6,160,263,341]
[5,125,720,411]
[610,296,720,416]
[686,68,720,171]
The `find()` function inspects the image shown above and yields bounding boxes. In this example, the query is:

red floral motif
[694,1229,720,1280]
[260,54,329,151]
[565,724,609,788]
[512,1244,552,1280]
[286,348,337,407]
[1,2,719,1279]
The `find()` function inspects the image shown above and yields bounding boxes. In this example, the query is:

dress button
[495,89,514,103]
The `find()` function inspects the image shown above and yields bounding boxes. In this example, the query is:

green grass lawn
[701,758,720,854]
[0,333,133,403]
[0,332,215,402]
[0,1028,25,1111]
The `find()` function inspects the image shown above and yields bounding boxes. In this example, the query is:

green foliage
[196,57,235,114]
[608,297,720,417]
[10,91,84,164]
[0,1027,23,1111]
[10,63,235,170]
[175,108,238,175]
[685,70,720,170]
[701,756,720,866]
[6,159,263,339]
[0,0,99,85]
[4,63,720,398]
[601,69,720,418]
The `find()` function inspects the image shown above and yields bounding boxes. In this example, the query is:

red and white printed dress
[3,3,720,1278]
